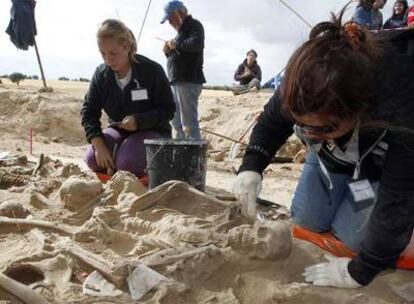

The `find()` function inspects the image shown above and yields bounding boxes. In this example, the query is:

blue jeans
[291,152,378,252]
[171,82,202,140]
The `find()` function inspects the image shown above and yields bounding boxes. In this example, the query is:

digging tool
[228,117,258,160]
[200,127,293,163]
[200,128,245,145]
[154,36,167,42]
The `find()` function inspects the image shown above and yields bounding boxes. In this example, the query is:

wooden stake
[33,38,47,88]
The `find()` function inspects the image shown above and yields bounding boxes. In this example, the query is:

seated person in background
[354,0,383,30]
[233,49,262,95]
[372,0,387,29]
[407,1,414,26]
[81,19,175,177]
[384,0,408,29]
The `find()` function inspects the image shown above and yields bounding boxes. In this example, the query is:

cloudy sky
[0,0,395,85]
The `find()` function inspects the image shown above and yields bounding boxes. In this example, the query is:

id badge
[131,89,148,101]
[348,179,376,205]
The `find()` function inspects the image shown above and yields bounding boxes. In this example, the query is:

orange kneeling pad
[95,172,149,187]
[293,225,414,270]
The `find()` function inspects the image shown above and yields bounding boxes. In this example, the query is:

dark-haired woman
[233,10,414,288]
[384,0,408,29]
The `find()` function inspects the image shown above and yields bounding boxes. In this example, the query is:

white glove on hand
[232,171,262,219]
[303,255,361,288]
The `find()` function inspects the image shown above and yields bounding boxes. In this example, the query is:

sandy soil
[0,79,411,304]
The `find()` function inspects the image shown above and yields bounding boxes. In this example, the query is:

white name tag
[348,179,376,203]
[131,89,148,101]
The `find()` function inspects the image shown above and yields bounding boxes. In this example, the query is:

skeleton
[29,191,53,209]
[0,272,50,304]
[5,254,72,300]
[123,211,292,260]
[55,163,81,178]
[118,180,228,215]
[63,171,146,226]
[107,170,147,199]
[0,216,74,236]
[0,200,30,218]
[0,169,26,189]
[74,216,137,248]
[123,213,227,247]
[227,221,292,260]
[141,245,222,267]
[59,176,103,211]
[55,238,128,289]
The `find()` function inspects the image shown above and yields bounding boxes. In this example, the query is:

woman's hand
[91,137,115,170]
[118,115,138,132]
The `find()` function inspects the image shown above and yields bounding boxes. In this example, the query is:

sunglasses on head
[296,122,339,134]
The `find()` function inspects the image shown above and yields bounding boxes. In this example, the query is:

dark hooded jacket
[239,30,414,286]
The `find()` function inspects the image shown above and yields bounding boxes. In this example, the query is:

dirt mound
[0,88,85,146]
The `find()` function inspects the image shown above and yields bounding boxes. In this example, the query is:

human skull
[59,177,103,211]
[228,222,292,260]
[228,224,255,252]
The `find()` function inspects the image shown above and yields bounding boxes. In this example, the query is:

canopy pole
[33,37,47,88]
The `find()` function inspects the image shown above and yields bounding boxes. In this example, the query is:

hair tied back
[344,22,362,49]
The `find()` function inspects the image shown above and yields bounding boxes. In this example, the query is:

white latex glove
[303,255,361,288]
[232,170,262,219]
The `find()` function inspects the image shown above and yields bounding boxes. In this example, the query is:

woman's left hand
[303,255,361,288]
[118,115,138,131]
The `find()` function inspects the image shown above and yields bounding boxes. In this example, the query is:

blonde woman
[81,19,175,177]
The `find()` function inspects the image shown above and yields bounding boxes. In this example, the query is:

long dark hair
[281,6,384,123]
[392,0,409,19]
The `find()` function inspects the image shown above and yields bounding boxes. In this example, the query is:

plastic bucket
[144,139,208,191]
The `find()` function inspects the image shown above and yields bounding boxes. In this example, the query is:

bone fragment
[0,272,50,304]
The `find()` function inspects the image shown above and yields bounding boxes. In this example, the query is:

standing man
[161,0,206,140]
[372,0,387,29]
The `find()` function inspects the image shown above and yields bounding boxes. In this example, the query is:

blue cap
[160,1,186,24]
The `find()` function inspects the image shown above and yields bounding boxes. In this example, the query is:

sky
[0,0,395,85]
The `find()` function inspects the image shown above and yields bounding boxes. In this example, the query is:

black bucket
[144,139,208,191]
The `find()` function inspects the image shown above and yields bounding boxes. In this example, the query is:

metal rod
[33,37,47,88]
[200,128,247,146]
[154,36,167,42]
[277,0,313,29]
[137,0,152,46]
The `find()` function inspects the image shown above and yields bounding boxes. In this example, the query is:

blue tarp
[262,71,284,90]
[6,0,37,50]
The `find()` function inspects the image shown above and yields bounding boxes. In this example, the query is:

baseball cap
[161,1,186,24]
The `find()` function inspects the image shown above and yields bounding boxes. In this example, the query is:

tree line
[0,73,90,85]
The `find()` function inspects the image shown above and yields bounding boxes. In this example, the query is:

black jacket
[234,59,262,85]
[166,15,206,84]
[6,0,37,50]
[81,54,175,142]
[239,30,414,286]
